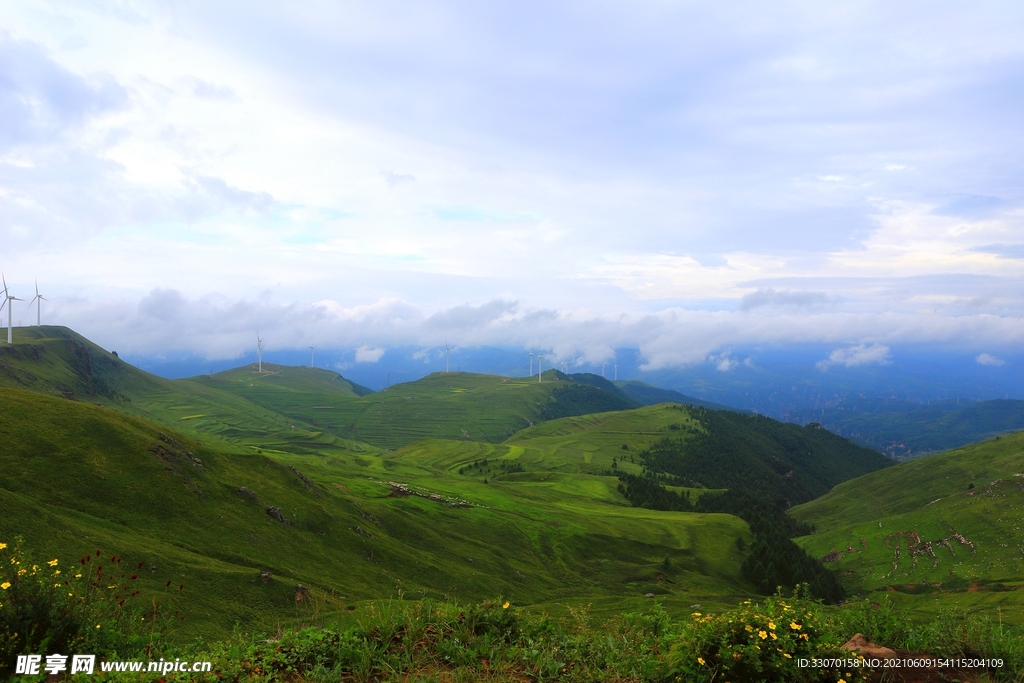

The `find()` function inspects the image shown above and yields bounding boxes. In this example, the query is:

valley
[2,326,1023,679]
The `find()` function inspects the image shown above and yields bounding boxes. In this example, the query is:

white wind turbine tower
[1,274,22,344]
[309,345,315,368]
[537,355,543,382]
[529,351,533,378]
[256,333,264,373]
[445,340,451,373]
[28,280,47,326]
[601,361,607,378]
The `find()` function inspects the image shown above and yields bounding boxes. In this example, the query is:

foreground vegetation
[6,536,1021,682]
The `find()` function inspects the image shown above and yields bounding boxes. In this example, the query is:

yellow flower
[1,581,10,590]
[768,621,775,630]
[53,570,60,576]
[47,559,58,567]
[759,630,768,639]
[697,657,706,665]
[503,602,510,609]
[692,612,702,617]
[17,569,26,576]
[96,624,101,629]
[790,622,801,630]
[744,624,752,632]
[0,543,6,550]
[783,653,792,659]
[770,632,777,640]
[799,633,809,640]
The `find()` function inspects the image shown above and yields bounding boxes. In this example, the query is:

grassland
[0,384,757,643]
[792,429,1024,621]
[7,323,1024,679]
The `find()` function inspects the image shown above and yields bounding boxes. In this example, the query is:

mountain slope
[0,385,757,640]
[791,430,1024,599]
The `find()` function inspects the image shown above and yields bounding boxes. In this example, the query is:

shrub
[0,538,169,673]
[665,589,865,683]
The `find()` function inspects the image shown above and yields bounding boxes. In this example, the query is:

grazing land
[3,327,1023,680]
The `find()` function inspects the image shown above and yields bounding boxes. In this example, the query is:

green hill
[0,386,757,641]
[625,408,893,506]
[790,429,1024,618]
[0,330,638,454]
[286,370,636,451]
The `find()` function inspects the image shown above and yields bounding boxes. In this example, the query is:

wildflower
[697,657,706,665]
[768,621,775,629]
[759,630,768,639]
[48,559,58,566]
[96,624,101,629]
[53,570,60,576]
[0,543,6,550]
[799,633,809,641]
[1,581,9,590]
[770,633,777,640]
[692,612,702,617]
[783,653,792,659]
[744,624,752,632]
[503,602,510,609]
[790,622,801,630]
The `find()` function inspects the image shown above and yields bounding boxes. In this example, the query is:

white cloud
[976,353,1005,366]
[0,3,1023,363]
[816,344,891,370]
[355,345,386,363]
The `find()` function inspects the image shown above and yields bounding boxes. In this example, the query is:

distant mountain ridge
[784,398,1024,458]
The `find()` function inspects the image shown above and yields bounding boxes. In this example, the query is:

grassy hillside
[0,386,757,642]
[791,429,1024,619]
[630,408,893,506]
[0,330,639,454]
[0,327,369,457]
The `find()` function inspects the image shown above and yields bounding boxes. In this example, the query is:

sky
[1,1,1023,375]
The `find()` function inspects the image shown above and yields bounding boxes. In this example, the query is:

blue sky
[1,1,1022,373]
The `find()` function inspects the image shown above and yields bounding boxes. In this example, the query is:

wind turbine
[601,361,607,378]
[256,332,264,373]
[614,364,618,381]
[28,280,46,326]
[529,351,533,378]
[1,274,21,344]
[537,355,543,383]
[309,345,315,368]
[445,340,451,373]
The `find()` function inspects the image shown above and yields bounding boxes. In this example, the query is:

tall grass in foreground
[0,539,180,677]
[4,537,1021,682]
[177,590,1022,683]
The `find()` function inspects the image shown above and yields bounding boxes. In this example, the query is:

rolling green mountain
[790,429,1024,619]
[785,398,1024,459]
[0,386,753,641]
[192,368,636,451]
[0,328,634,454]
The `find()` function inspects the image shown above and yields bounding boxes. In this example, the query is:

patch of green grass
[792,430,1024,619]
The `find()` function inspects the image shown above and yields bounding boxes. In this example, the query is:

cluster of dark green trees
[459,458,524,476]
[613,406,885,603]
